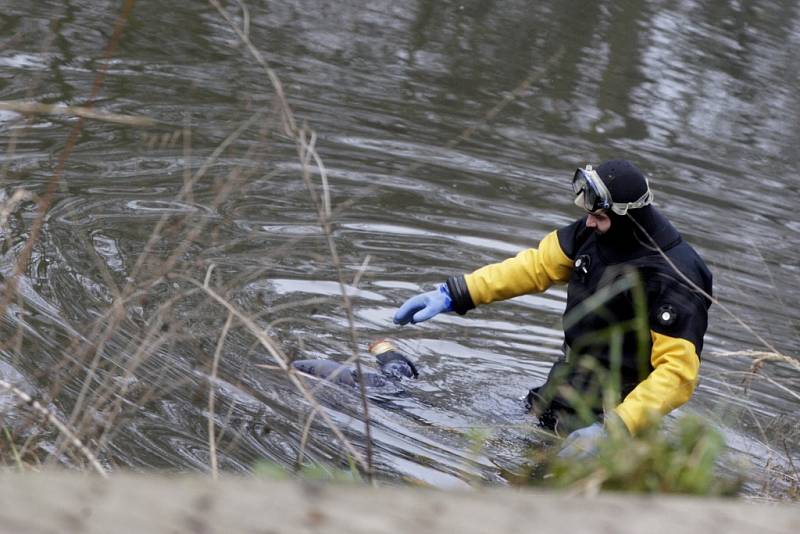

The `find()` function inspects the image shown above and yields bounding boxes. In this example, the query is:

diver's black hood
[592,160,681,263]
[595,159,649,205]
[597,204,681,264]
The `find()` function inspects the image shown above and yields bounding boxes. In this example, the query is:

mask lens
[583,183,601,212]
[572,166,613,213]
[572,169,586,195]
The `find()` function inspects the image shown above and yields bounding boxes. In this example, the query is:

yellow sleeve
[464,230,572,305]
[614,331,700,435]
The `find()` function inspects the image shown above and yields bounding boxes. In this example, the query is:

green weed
[532,415,744,496]
[253,459,363,484]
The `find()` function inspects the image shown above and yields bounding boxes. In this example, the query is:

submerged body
[291,341,418,388]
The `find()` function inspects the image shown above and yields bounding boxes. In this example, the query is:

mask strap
[610,178,654,215]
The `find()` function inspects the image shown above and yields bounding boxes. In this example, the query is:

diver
[291,339,418,388]
[393,160,712,457]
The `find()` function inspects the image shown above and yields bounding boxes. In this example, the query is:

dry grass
[0,0,374,479]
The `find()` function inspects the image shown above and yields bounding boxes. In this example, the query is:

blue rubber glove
[393,284,454,325]
[557,422,607,460]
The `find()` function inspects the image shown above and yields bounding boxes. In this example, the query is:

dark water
[1,0,799,493]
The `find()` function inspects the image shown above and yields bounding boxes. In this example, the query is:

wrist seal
[445,275,475,315]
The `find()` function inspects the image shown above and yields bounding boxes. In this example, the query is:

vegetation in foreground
[531,416,745,496]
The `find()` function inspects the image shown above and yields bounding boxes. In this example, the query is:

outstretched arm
[394,229,574,324]
[455,230,573,308]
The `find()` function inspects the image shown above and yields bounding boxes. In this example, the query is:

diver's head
[573,160,651,212]
[572,159,653,236]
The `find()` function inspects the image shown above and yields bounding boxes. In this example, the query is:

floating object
[369,339,418,379]
[291,339,417,387]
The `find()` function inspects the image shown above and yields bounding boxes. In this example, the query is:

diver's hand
[557,422,606,460]
[393,284,454,325]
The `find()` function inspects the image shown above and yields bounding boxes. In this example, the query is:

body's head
[370,339,419,379]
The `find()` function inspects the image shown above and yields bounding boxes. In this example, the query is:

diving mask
[572,164,653,215]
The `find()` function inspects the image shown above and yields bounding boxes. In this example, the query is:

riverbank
[0,470,796,533]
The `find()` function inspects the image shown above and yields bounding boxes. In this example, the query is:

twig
[209,311,234,480]
[0,379,107,478]
[710,349,800,373]
[234,0,251,40]
[209,0,378,481]
[301,130,331,217]
[0,189,35,230]
[58,118,261,458]
[296,125,375,482]
[352,255,372,289]
[209,0,570,484]
[295,406,320,471]
[782,439,799,485]
[70,289,200,458]
[183,277,368,471]
[8,3,137,463]
[0,100,157,127]
[750,372,800,403]
[182,113,193,203]
[204,264,217,288]
[8,0,136,298]
[207,0,296,134]
[129,112,262,281]
[2,427,24,472]
[628,214,784,356]
[1,26,57,183]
